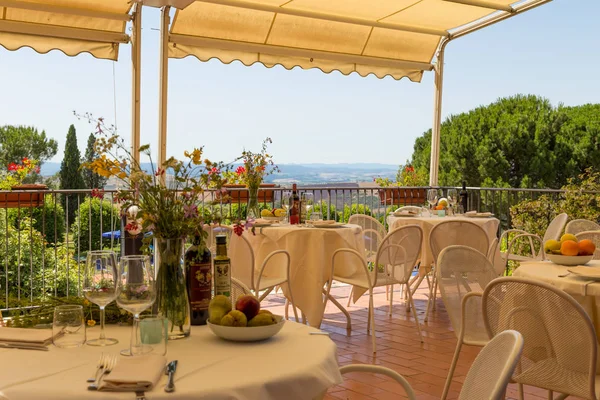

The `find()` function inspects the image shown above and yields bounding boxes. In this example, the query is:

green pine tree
[60,124,85,224]
[82,133,107,190]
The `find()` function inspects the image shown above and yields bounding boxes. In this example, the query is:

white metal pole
[428,41,447,187]
[130,3,141,164]
[158,6,171,169]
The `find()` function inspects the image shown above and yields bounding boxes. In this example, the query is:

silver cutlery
[88,354,116,390]
[135,391,146,400]
[0,342,49,351]
[87,353,107,382]
[164,360,178,393]
[309,331,330,336]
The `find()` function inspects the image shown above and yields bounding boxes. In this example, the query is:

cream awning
[167,0,521,82]
[0,0,132,60]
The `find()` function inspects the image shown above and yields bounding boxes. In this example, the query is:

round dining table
[229,223,365,328]
[387,214,500,267]
[0,322,341,400]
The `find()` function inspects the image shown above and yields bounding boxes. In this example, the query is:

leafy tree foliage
[411,95,600,189]
[70,197,120,252]
[60,125,85,223]
[82,133,107,189]
[7,194,66,244]
[0,125,58,167]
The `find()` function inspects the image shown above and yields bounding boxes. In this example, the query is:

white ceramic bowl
[207,315,285,342]
[546,253,594,266]
[262,216,285,222]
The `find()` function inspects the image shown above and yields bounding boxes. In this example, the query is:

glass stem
[133,314,140,352]
[99,306,106,341]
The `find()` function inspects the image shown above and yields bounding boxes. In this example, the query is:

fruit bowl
[262,216,285,222]
[207,315,285,342]
[546,254,594,266]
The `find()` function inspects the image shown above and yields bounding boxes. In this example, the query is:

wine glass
[301,192,314,224]
[281,190,292,224]
[83,250,120,346]
[116,255,156,356]
[427,189,439,212]
[447,188,458,215]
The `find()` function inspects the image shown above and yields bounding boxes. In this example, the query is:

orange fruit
[578,239,596,256]
[560,240,579,256]
[435,205,444,210]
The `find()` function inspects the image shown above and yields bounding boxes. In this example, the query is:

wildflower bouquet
[0,158,41,190]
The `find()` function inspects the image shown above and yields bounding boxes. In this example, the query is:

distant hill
[41,162,398,185]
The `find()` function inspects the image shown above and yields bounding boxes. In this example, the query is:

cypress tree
[82,133,107,189]
[60,124,85,224]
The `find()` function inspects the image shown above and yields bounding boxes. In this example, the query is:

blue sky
[0,1,598,167]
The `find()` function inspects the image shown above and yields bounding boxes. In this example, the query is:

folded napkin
[0,327,55,346]
[100,355,167,392]
[465,210,477,215]
[311,220,335,225]
[253,218,275,225]
[465,211,492,217]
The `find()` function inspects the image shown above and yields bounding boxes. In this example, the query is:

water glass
[427,189,439,210]
[301,192,314,223]
[310,211,323,223]
[135,315,167,356]
[281,190,292,224]
[53,305,86,348]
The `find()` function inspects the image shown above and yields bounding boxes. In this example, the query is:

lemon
[274,209,286,217]
[261,209,274,217]
[544,239,561,254]
[560,233,578,243]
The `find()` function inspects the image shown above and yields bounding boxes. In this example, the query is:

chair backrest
[203,224,233,254]
[339,364,417,400]
[458,330,524,400]
[437,245,497,343]
[348,214,387,260]
[231,277,253,304]
[482,277,597,399]
[542,213,568,243]
[487,237,505,276]
[429,220,490,265]
[226,226,256,290]
[374,225,422,286]
[567,219,600,235]
[575,230,600,260]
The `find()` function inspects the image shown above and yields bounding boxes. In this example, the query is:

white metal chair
[225,226,299,322]
[203,223,232,255]
[566,219,600,235]
[426,220,490,321]
[487,237,506,276]
[483,277,598,400]
[499,213,568,264]
[231,277,252,302]
[340,329,524,400]
[437,245,498,400]
[331,225,424,353]
[576,231,600,259]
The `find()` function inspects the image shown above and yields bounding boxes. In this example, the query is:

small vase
[153,237,190,340]
[246,184,260,219]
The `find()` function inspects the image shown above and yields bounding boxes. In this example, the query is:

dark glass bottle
[185,234,212,326]
[459,181,469,213]
[290,184,300,225]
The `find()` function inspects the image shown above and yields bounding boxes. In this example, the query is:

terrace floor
[262,281,561,400]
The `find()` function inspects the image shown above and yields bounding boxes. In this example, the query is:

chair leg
[285,299,289,320]
[547,390,553,400]
[518,383,524,400]
[385,285,389,300]
[369,290,376,354]
[441,340,463,400]
[432,275,439,311]
[424,275,435,323]
[407,287,423,343]
[324,290,352,332]
[346,286,354,307]
[389,284,394,316]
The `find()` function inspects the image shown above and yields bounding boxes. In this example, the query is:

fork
[88,354,116,390]
[87,353,107,382]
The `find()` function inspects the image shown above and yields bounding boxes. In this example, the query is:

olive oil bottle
[213,235,231,297]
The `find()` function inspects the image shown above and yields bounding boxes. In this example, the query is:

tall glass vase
[246,184,260,219]
[153,237,190,340]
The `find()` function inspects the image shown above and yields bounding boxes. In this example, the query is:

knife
[164,360,178,393]
[0,342,49,351]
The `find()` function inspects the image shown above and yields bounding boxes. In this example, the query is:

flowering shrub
[224,138,279,189]
[374,164,427,187]
[0,158,40,190]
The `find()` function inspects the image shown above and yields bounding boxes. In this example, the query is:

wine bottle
[459,181,469,213]
[214,235,231,297]
[185,234,212,326]
[290,184,300,225]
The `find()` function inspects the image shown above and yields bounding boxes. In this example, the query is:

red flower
[22,158,30,166]
[7,163,17,172]
[91,188,104,199]
[125,222,139,232]
[235,166,246,175]
[233,223,244,236]
[209,167,219,175]
[405,166,415,173]
[35,166,41,174]
[155,168,165,176]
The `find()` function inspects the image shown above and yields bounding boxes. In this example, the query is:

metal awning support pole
[428,40,448,187]
[130,3,142,164]
[158,6,171,170]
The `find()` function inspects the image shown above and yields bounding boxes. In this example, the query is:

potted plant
[0,158,47,208]
[376,165,427,206]
[222,138,279,218]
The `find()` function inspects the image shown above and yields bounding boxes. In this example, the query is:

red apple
[235,295,261,321]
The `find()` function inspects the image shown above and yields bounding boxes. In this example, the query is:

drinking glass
[53,305,86,348]
[116,255,156,356]
[136,315,168,356]
[447,188,458,215]
[301,192,314,224]
[83,250,120,346]
[281,190,292,224]
[427,189,439,211]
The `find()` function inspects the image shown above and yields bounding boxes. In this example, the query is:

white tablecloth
[229,224,365,328]
[387,215,500,267]
[0,323,341,400]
